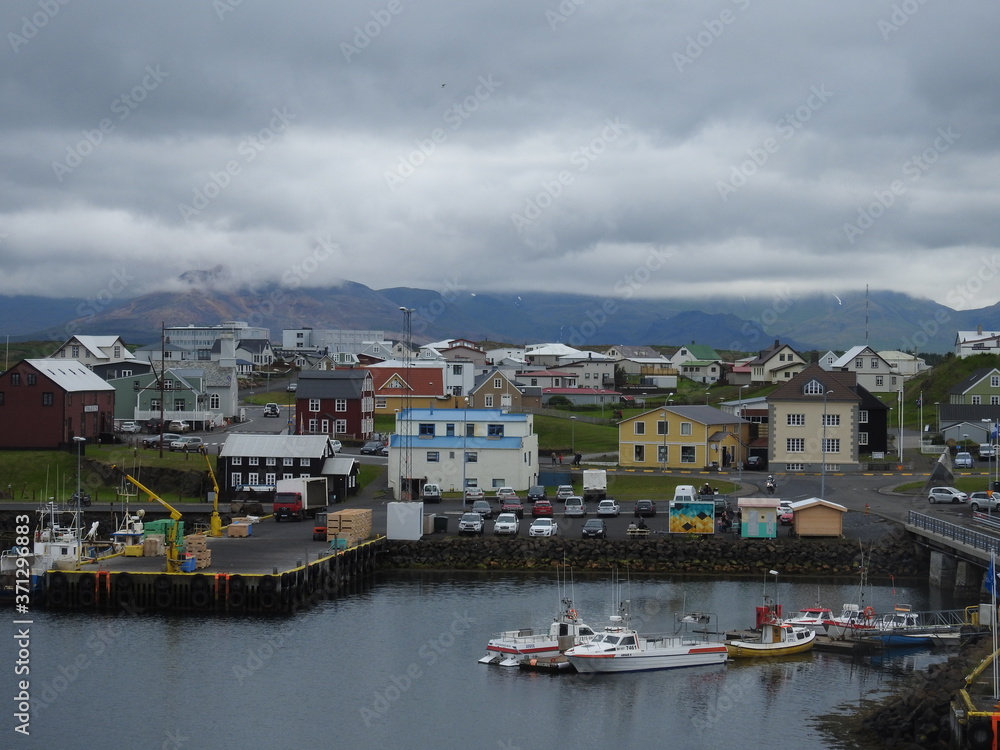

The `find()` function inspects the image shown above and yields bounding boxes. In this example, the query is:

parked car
[955,452,974,469]
[169,436,204,452]
[500,498,525,518]
[496,487,517,501]
[555,485,575,501]
[563,496,586,517]
[928,487,968,504]
[528,518,559,537]
[581,518,607,539]
[263,403,280,418]
[745,455,766,471]
[464,486,485,502]
[526,485,547,503]
[493,513,520,536]
[471,499,495,519]
[979,444,997,460]
[532,499,554,517]
[778,500,794,526]
[168,420,190,433]
[286,383,297,392]
[118,421,139,433]
[596,499,620,517]
[329,440,342,453]
[634,499,657,517]
[360,441,387,455]
[421,483,442,503]
[458,512,485,535]
[142,432,181,449]
[969,492,1000,512]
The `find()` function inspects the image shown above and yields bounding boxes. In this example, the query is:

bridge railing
[908,510,1000,556]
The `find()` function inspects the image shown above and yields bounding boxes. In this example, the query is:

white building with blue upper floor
[387,407,538,499]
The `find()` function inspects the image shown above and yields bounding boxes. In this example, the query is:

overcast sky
[1,1,997,312]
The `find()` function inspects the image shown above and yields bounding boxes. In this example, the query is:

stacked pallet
[185,534,212,569]
[228,523,250,538]
[142,534,165,557]
[327,509,372,548]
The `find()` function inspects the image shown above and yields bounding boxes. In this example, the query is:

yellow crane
[112,466,184,573]
[202,448,223,537]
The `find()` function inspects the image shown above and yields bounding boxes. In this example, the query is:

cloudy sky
[1,1,997,311]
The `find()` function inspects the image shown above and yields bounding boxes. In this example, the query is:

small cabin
[737,498,779,538]
[789,498,847,537]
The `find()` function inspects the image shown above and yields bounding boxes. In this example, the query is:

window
[26,374,36,386]
[992,375,1000,388]
[657,420,668,435]
[485,395,494,408]
[875,376,884,386]
[375,397,387,409]
[823,414,840,427]
[247,472,259,485]
[248,457,259,466]
[299,458,310,466]
[859,432,869,445]
[452,364,463,375]
[487,424,504,437]
[855,358,863,368]
[10,373,19,385]
[230,472,242,487]
[0,393,4,406]
[266,457,276,466]
[173,398,186,411]
[786,438,804,452]
[680,446,696,463]
[465,452,478,463]
[859,410,868,424]
[822,438,840,453]
[418,423,435,436]
[972,395,982,405]
[71,345,80,358]
[308,418,318,433]
[42,392,54,406]
[210,394,220,408]
[283,457,294,466]
[335,419,347,434]
[680,422,692,436]
[309,398,320,412]
[803,379,824,395]
[870,358,879,369]
[466,423,474,438]
[634,444,645,462]
[787,414,805,426]
[785,464,804,471]
[335,398,347,412]
[265,472,276,485]
[231,457,242,466]
[494,378,502,389]
[993,396,1000,406]
[427,451,440,462]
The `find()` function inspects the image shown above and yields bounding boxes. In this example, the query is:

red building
[294,369,374,440]
[0,359,116,449]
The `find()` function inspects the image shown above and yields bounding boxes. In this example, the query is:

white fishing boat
[1,501,88,604]
[564,609,729,674]
[784,605,835,631]
[479,598,598,666]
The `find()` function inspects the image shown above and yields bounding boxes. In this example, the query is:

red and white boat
[823,603,878,638]
[783,605,835,631]
[479,599,598,667]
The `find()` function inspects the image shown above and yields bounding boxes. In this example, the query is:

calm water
[10,571,967,750]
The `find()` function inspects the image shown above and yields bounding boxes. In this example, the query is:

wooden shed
[790,498,847,537]
[737,498,779,539]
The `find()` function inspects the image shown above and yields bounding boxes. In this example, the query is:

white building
[387,408,538,499]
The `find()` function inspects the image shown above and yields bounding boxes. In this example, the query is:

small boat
[563,592,729,675]
[479,598,598,666]
[725,606,817,658]
[784,605,835,631]
[1,501,88,604]
[823,603,878,639]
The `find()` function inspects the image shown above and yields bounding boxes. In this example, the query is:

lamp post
[462,398,469,508]
[898,388,904,462]
[821,390,833,499]
[73,436,86,561]
[935,402,940,436]
[705,391,710,405]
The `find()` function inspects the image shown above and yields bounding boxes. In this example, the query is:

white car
[464,487,485,502]
[458,512,485,535]
[563,496,586,517]
[596,499,620,517]
[528,518,559,537]
[493,513,520,536]
[928,487,968,504]
[555,485,575,501]
[969,492,1000,512]
[118,421,139,433]
[329,440,342,453]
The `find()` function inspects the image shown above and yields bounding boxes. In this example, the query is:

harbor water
[11,571,969,749]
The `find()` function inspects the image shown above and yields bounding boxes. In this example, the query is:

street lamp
[821,390,833,499]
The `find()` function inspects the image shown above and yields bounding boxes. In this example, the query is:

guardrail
[907,510,1000,557]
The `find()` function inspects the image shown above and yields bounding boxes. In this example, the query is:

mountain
[3,279,995,354]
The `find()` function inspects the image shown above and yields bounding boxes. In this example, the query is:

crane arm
[111,465,183,520]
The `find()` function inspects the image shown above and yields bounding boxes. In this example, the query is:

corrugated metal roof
[321,456,358,475]
[220,434,332,458]
[26,359,115,392]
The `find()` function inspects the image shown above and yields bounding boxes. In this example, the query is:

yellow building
[618,406,749,470]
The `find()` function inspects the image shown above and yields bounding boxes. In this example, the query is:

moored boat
[784,605,835,631]
[725,608,817,658]
[480,598,598,666]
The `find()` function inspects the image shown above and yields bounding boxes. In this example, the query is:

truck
[582,469,607,502]
[273,477,328,521]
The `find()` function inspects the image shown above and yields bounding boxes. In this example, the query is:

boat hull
[566,644,728,674]
[725,639,815,658]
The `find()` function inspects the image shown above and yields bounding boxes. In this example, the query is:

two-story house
[618,405,748,471]
[938,368,1000,444]
[388,408,539,499]
[217,434,339,498]
[749,340,807,385]
[108,362,237,428]
[956,327,1000,358]
[0,358,116,448]
[766,365,888,472]
[468,369,541,411]
[368,364,447,414]
[50,335,134,368]
[830,346,901,393]
[294,369,375,440]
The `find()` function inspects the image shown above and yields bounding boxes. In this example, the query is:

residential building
[281,328,385,353]
[388,408,539,499]
[524,343,585,368]
[544,387,621,408]
[748,340,807,384]
[879,350,929,378]
[108,362,238,428]
[294,369,375,440]
[367,365,448,414]
[670,343,721,367]
[0,358,115,448]
[830,346,901,393]
[765,365,888,472]
[956,327,1000,357]
[557,353,616,387]
[516,370,578,390]
[164,321,269,360]
[618,405,748,470]
[468,369,541,411]
[50,335,134,368]
[217,434,339,498]
[677,359,724,385]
